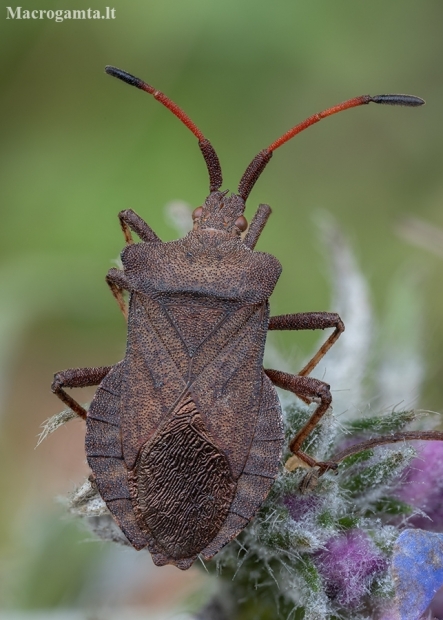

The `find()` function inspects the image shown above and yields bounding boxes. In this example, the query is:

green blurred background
[1,0,443,617]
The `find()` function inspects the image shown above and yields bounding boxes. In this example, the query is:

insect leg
[118,209,161,245]
[264,369,337,473]
[268,312,344,376]
[51,366,112,420]
[243,204,272,250]
[106,268,130,320]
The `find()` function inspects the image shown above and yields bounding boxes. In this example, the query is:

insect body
[51,67,424,569]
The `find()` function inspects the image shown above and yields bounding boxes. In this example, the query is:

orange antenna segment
[238,93,424,201]
[268,95,368,152]
[105,66,223,192]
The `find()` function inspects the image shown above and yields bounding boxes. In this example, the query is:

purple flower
[283,494,324,521]
[314,529,387,607]
[396,441,443,531]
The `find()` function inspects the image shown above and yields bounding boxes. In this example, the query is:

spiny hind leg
[268,312,344,377]
[264,369,337,474]
[51,366,112,419]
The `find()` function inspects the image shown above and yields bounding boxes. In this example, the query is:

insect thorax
[121,232,282,303]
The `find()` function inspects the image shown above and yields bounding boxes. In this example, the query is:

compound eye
[192,206,203,220]
[235,215,248,232]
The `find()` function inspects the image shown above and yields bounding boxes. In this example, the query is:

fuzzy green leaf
[345,410,418,434]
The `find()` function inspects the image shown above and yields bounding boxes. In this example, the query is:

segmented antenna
[105,66,223,192]
[238,93,425,201]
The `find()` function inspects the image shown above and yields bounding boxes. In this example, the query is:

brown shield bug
[51,66,424,570]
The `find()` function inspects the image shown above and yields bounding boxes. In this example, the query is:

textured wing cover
[86,291,284,568]
[200,372,284,561]
[128,394,237,563]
